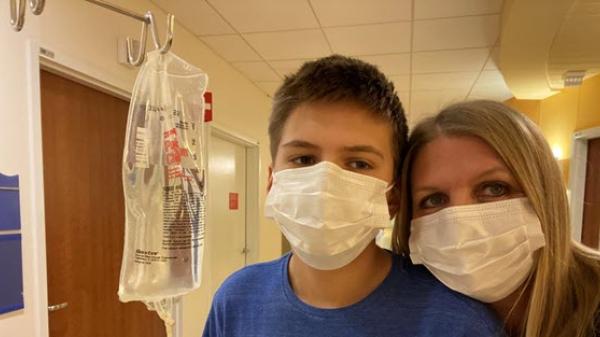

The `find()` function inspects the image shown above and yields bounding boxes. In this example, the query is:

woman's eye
[420,193,448,209]
[348,160,372,170]
[480,182,509,198]
[291,156,316,166]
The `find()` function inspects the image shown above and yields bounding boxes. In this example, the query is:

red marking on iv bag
[163,128,189,165]
[204,92,213,122]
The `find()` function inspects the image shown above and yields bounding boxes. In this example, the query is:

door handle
[48,302,68,312]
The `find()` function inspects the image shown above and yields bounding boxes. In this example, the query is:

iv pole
[85,0,175,66]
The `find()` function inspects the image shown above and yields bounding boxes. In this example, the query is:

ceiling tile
[389,75,410,92]
[407,112,432,128]
[310,0,411,26]
[413,48,489,73]
[269,59,312,77]
[207,0,318,33]
[469,86,513,101]
[255,81,282,97]
[406,115,419,128]
[244,30,331,60]
[232,61,281,81]
[413,15,500,51]
[409,102,438,122]
[200,35,261,61]
[414,0,503,20]
[484,46,500,70]
[359,54,410,75]
[397,91,410,106]
[325,23,411,55]
[411,89,469,118]
[475,70,507,86]
[468,70,513,101]
[412,72,479,90]
[151,0,235,36]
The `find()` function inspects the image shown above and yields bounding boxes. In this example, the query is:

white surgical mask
[265,161,392,270]
[409,197,545,303]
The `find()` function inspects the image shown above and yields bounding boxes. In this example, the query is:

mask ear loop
[376,183,396,250]
[384,182,395,193]
[384,181,400,224]
[502,249,541,333]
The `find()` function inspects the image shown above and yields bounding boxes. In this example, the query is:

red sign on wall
[204,91,213,122]
[229,192,239,210]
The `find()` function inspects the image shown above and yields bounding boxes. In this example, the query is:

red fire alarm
[229,192,239,210]
[204,91,213,122]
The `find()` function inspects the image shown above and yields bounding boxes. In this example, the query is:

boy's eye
[291,155,316,166]
[419,193,448,209]
[348,160,373,170]
[479,182,510,198]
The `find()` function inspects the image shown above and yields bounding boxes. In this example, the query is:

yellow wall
[538,87,579,159]
[504,99,541,124]
[577,75,600,130]
[505,74,600,181]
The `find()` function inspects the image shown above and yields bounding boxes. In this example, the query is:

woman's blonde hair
[392,100,600,337]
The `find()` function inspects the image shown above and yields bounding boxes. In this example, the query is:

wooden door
[582,137,600,248]
[41,70,166,337]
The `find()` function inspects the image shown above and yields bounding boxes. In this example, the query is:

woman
[393,100,600,337]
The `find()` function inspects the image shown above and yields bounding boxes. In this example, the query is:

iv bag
[119,50,208,332]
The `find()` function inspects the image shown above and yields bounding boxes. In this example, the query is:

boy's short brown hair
[268,54,408,178]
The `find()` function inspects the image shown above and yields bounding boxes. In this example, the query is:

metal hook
[29,0,45,15]
[10,0,45,31]
[10,0,26,31]
[126,20,149,66]
[124,12,173,65]
[146,12,175,54]
[84,0,174,66]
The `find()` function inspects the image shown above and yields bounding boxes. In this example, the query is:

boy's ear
[387,183,401,219]
[267,165,273,192]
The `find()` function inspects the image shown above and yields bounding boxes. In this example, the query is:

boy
[202,55,503,336]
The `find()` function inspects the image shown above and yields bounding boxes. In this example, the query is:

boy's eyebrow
[343,145,385,160]
[281,140,319,149]
[281,141,384,159]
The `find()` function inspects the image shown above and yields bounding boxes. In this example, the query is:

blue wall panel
[0,173,20,231]
[0,173,24,315]
[0,234,24,314]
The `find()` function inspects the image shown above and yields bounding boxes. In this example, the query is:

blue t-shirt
[203,253,504,337]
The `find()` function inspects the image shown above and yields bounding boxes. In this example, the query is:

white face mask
[409,197,546,303]
[265,161,392,270]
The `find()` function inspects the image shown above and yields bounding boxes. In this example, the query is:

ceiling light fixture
[563,70,586,87]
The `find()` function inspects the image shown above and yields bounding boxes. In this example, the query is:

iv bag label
[162,185,204,251]
[134,127,149,168]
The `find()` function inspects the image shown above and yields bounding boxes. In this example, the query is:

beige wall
[1,0,281,336]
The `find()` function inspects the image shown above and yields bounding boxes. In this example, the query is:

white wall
[0,0,282,335]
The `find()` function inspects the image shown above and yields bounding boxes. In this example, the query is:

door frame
[24,39,50,337]
[568,126,600,242]
[207,123,261,265]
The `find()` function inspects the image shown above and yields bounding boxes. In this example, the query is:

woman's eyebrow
[412,186,439,195]
[476,166,511,179]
